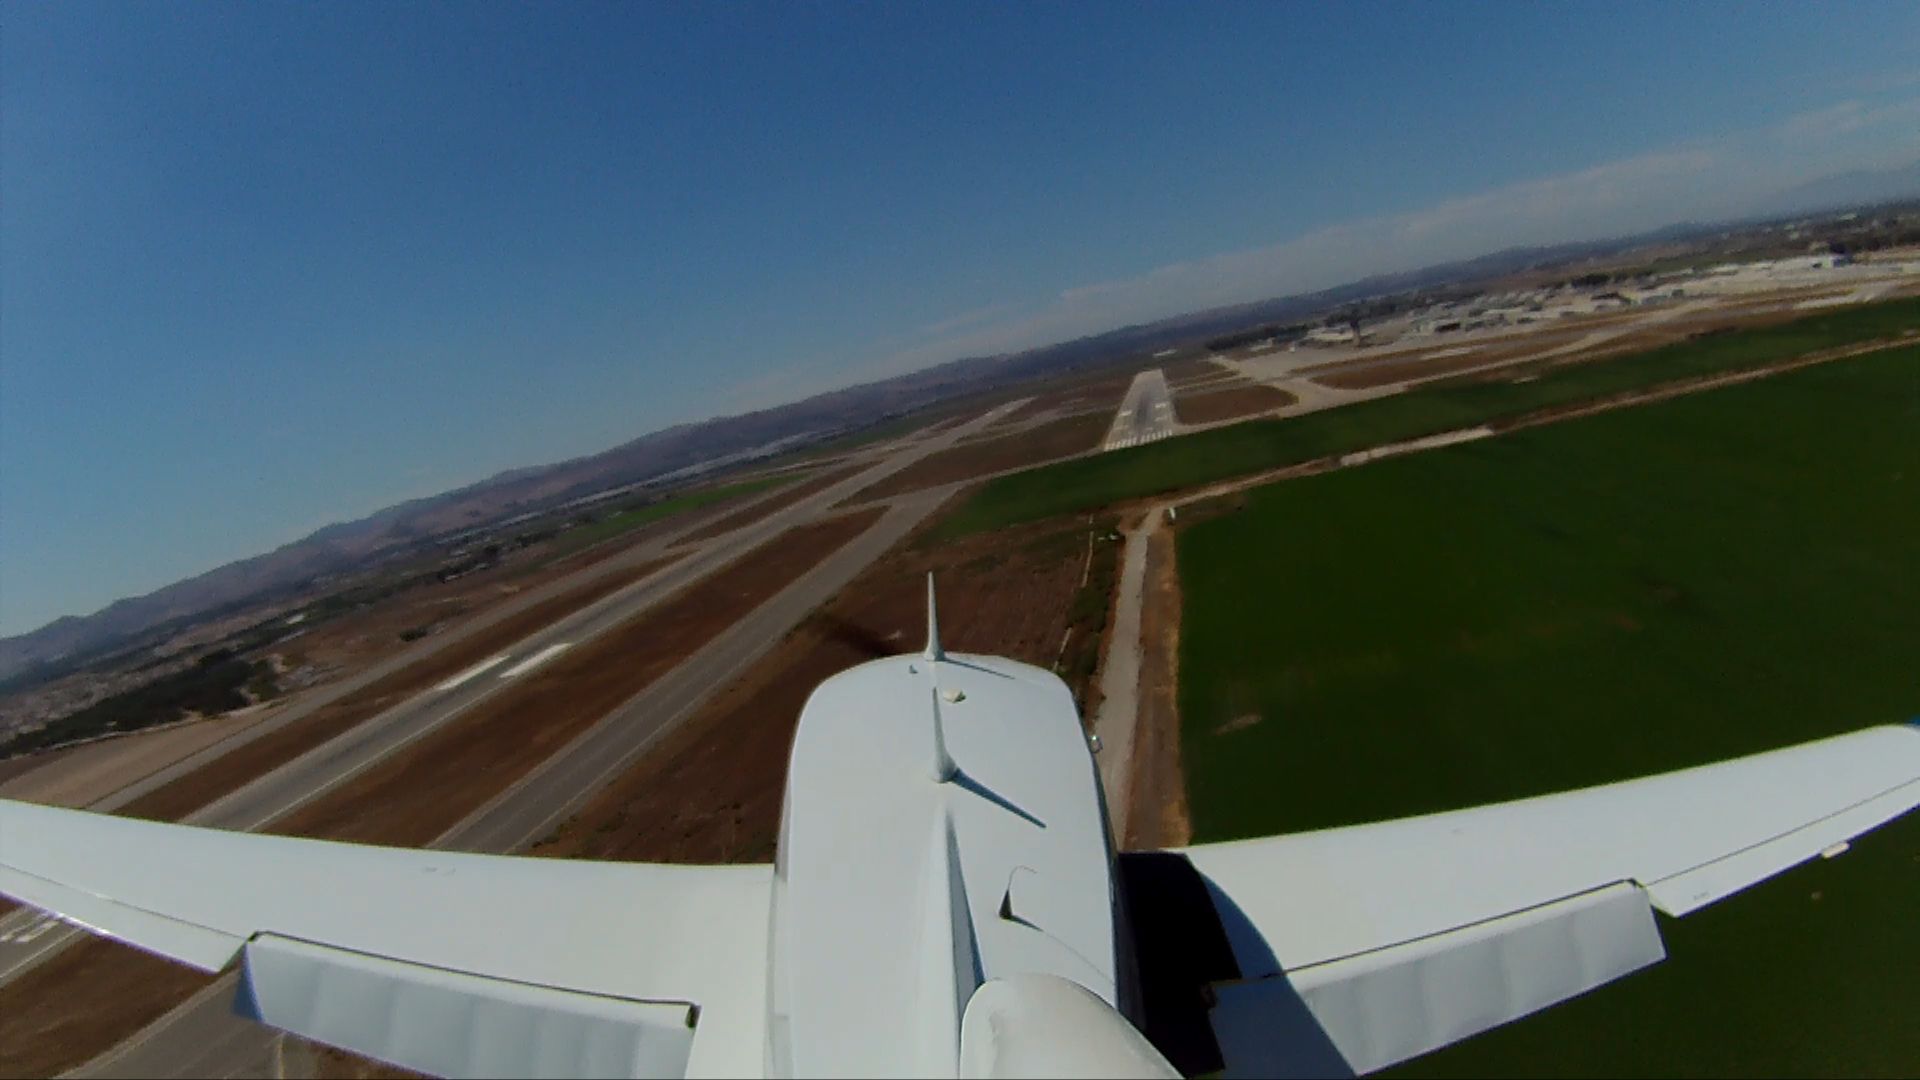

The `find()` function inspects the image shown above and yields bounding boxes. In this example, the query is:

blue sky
[4,2,1918,636]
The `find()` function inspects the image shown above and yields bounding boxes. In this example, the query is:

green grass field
[933,298,1920,540]
[1176,346,1920,1076]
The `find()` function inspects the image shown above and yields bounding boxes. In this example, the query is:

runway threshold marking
[434,654,511,692]
[1104,429,1174,451]
[498,643,572,680]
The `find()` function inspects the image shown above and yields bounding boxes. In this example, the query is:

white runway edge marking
[434,654,511,692]
[497,643,572,680]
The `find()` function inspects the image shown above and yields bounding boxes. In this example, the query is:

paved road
[55,407,1022,1079]
[0,401,1022,993]
[1102,368,1176,450]
[1089,511,1158,843]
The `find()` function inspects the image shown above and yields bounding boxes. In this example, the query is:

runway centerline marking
[433,654,511,692]
[497,643,572,680]
[11,915,60,944]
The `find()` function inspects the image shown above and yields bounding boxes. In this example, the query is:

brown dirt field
[979,399,1047,429]
[840,413,1109,504]
[0,937,215,1078]
[283,562,560,676]
[1311,312,1751,390]
[1313,341,1559,389]
[955,420,1035,446]
[0,711,262,809]
[1296,324,1603,378]
[118,555,680,825]
[1173,383,1298,425]
[532,515,1122,866]
[0,515,881,1078]
[1004,396,1059,422]
[674,465,862,546]
[1008,371,1137,419]
[270,508,886,848]
[1208,342,1290,363]
[277,474,783,681]
[0,746,72,786]
[1121,524,1190,850]
[280,524,690,679]
[1163,356,1226,383]
[930,410,980,432]
[1168,371,1241,393]
[1297,346,1442,378]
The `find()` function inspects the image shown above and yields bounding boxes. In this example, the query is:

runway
[1102,368,1176,450]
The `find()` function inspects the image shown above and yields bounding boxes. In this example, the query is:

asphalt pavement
[1102,368,1176,450]
[1089,511,1157,843]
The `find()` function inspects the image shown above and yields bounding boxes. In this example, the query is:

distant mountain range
[1749,160,1920,220]
[6,175,1917,686]
[0,336,1191,685]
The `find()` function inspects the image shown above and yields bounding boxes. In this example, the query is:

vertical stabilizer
[924,572,944,662]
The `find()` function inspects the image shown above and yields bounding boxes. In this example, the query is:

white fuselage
[761,652,1135,1076]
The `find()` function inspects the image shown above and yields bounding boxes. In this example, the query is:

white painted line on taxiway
[497,643,572,680]
[6,915,60,944]
[434,654,511,692]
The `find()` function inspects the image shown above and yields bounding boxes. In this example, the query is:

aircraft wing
[0,799,770,1079]
[1155,723,1920,1078]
